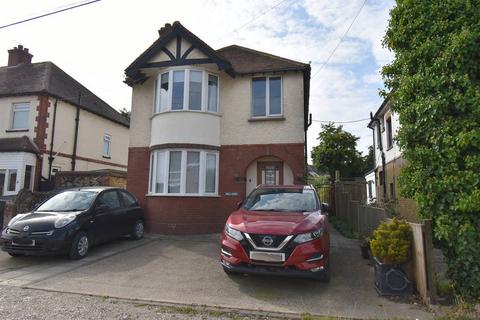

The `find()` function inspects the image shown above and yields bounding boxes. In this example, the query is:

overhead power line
[311,117,371,124]
[311,0,367,79]
[216,0,293,41]
[0,0,101,30]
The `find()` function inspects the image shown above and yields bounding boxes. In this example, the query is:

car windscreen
[243,189,318,212]
[36,191,97,212]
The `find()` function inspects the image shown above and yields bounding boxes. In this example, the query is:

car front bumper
[220,231,329,279]
[0,228,73,256]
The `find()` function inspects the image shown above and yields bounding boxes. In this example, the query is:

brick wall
[127,143,305,234]
[55,169,127,189]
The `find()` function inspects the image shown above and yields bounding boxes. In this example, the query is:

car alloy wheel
[69,231,89,260]
[77,235,89,257]
[132,220,144,240]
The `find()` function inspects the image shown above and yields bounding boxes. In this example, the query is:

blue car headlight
[225,224,243,241]
[293,226,324,244]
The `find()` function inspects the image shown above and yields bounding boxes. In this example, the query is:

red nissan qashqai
[220,185,330,281]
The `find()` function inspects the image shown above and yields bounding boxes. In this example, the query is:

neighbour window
[379,171,384,186]
[252,76,282,118]
[368,181,373,199]
[390,180,395,199]
[23,165,33,190]
[11,103,30,130]
[7,169,17,192]
[386,116,393,149]
[149,149,218,196]
[103,134,111,157]
[153,69,219,113]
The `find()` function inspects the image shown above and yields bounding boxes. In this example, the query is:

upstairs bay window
[252,76,282,118]
[153,69,219,114]
[149,149,219,196]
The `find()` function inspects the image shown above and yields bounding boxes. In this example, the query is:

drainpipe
[71,92,81,171]
[47,99,58,180]
[304,113,312,181]
[370,112,387,199]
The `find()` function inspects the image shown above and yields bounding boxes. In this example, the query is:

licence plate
[250,251,285,262]
[12,239,35,247]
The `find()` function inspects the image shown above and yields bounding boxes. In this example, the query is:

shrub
[370,218,412,265]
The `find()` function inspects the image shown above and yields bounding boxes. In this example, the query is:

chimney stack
[8,45,33,66]
[158,23,172,37]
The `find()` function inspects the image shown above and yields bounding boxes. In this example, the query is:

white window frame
[153,68,220,115]
[148,149,219,197]
[103,133,111,158]
[10,102,30,130]
[251,76,283,118]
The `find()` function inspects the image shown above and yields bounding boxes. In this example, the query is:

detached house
[0,46,130,196]
[125,22,310,234]
[367,99,417,221]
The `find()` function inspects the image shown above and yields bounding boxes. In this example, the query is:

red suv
[220,185,330,281]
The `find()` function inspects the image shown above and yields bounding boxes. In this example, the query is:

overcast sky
[0,0,394,160]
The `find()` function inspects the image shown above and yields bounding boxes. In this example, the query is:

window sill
[151,109,221,119]
[146,193,220,198]
[386,146,393,151]
[248,116,285,122]
[5,129,29,132]
[102,155,111,159]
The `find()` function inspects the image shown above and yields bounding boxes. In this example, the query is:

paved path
[0,228,433,319]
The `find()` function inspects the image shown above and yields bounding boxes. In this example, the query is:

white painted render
[0,96,38,140]
[372,103,402,169]
[150,111,221,147]
[129,67,305,148]
[0,152,36,195]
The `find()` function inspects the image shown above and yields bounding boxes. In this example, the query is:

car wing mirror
[236,201,243,209]
[320,202,329,214]
[95,204,109,214]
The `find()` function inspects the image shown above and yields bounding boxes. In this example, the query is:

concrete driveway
[0,228,432,319]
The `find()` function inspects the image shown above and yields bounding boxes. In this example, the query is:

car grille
[5,228,20,235]
[248,234,287,248]
[240,233,297,262]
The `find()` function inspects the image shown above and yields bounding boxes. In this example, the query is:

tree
[311,123,367,179]
[119,108,131,120]
[382,1,480,299]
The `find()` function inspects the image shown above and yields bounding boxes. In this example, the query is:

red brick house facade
[125,22,310,234]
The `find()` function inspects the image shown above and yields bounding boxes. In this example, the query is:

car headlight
[293,227,324,244]
[225,224,243,241]
[54,215,76,229]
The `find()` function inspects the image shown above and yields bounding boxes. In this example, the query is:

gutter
[71,93,81,171]
[47,98,58,180]
[370,111,387,199]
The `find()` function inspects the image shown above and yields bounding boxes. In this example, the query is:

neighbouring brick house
[0,45,130,196]
[125,21,310,234]
[367,99,417,221]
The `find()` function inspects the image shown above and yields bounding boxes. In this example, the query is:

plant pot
[373,257,414,296]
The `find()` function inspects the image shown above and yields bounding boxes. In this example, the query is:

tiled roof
[216,45,309,74]
[0,62,129,127]
[0,136,39,154]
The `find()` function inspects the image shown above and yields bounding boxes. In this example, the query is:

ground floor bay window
[149,149,219,196]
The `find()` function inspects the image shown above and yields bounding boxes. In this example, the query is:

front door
[257,161,283,186]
